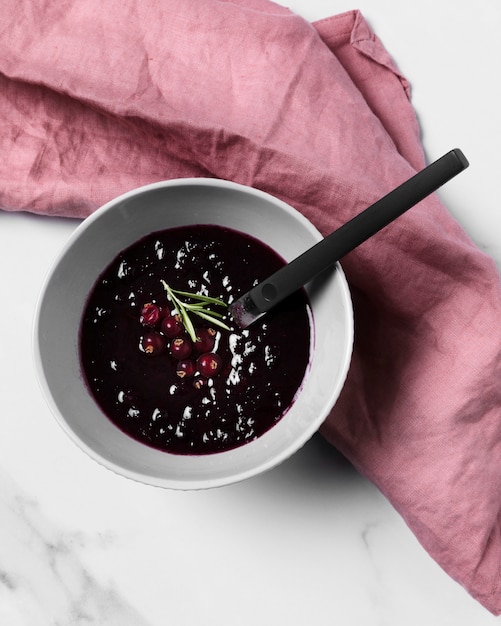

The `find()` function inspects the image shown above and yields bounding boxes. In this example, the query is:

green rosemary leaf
[200,309,225,319]
[161,281,177,304]
[178,306,197,342]
[192,309,231,331]
[170,288,227,307]
[183,303,225,318]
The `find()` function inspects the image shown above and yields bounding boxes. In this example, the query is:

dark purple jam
[80,225,312,455]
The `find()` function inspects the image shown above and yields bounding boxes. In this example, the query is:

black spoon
[229,148,469,328]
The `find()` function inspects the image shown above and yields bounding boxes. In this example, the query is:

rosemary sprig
[161,281,231,342]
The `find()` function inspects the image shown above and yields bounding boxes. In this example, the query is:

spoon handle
[230,149,469,328]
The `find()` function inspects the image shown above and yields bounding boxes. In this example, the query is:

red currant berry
[197,352,222,377]
[170,337,193,360]
[140,303,161,327]
[176,359,197,379]
[140,332,165,356]
[158,305,169,317]
[161,315,183,338]
[193,327,216,353]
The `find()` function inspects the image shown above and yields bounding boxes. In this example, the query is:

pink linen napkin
[2,0,501,613]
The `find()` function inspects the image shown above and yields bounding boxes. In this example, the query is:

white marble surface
[1,1,501,624]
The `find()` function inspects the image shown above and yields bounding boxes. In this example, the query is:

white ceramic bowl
[34,179,353,489]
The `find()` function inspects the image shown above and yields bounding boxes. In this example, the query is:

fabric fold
[313,10,424,171]
[1,0,501,614]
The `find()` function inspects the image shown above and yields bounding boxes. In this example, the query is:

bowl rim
[33,177,354,489]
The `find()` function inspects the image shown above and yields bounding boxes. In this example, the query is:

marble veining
[0,471,151,626]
